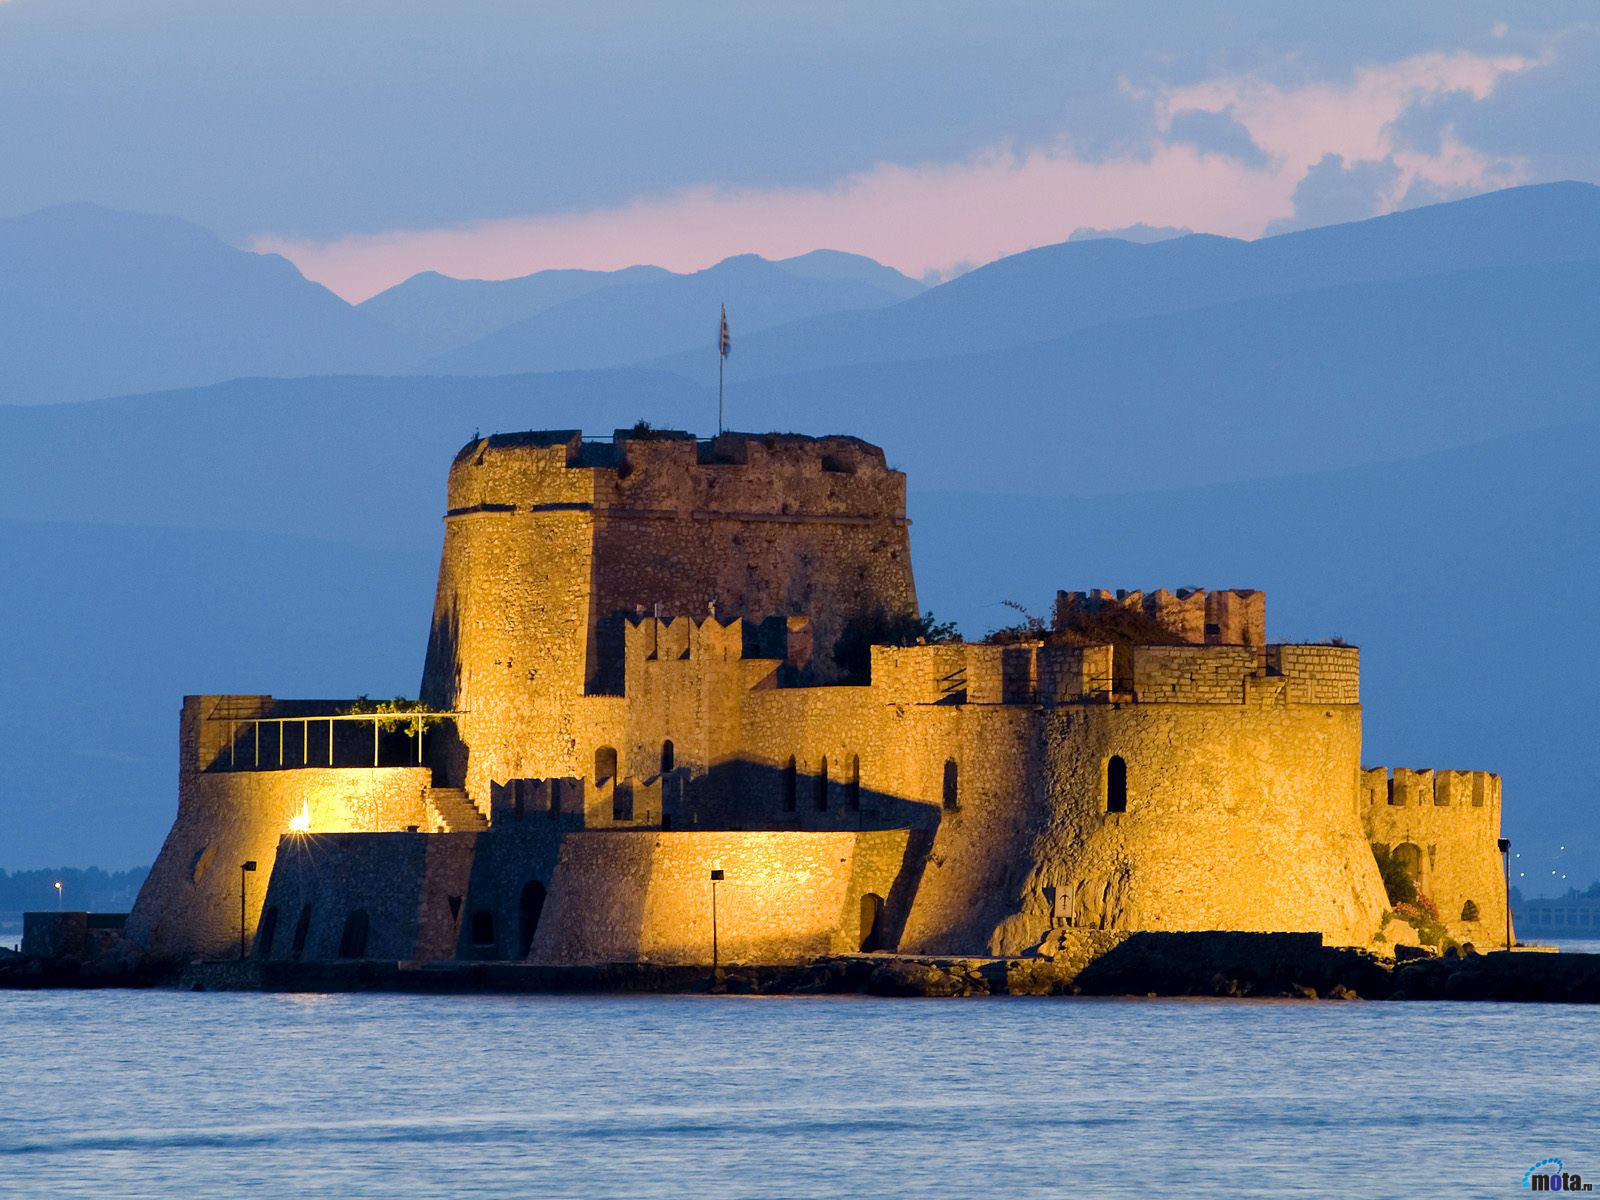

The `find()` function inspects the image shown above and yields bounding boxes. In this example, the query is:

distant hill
[359,264,674,359]
[654,181,1600,384]
[0,203,407,404]
[425,252,922,376]
[3,249,1596,540]
[713,258,1600,495]
[0,370,712,546]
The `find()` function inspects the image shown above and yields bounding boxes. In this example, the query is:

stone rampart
[124,696,432,964]
[531,830,911,964]
[1361,767,1510,946]
[258,832,479,962]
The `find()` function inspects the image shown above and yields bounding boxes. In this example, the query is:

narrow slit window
[1106,756,1127,813]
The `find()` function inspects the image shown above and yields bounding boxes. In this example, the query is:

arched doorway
[337,909,369,959]
[519,881,547,958]
[860,892,886,952]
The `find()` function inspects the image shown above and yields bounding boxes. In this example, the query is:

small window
[338,909,369,959]
[660,740,675,774]
[1461,899,1480,923]
[942,759,959,812]
[1106,756,1127,813]
[782,756,797,813]
[470,910,496,947]
[816,756,829,811]
[595,746,618,784]
[848,755,861,812]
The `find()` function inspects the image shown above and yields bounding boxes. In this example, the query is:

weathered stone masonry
[126,428,1512,965]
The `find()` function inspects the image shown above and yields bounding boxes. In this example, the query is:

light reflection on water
[1,990,1597,1197]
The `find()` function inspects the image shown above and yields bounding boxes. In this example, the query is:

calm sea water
[1,990,1596,1198]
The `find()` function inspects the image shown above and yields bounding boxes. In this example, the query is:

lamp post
[1497,838,1512,951]
[53,881,62,911]
[240,860,258,959]
[710,867,724,983]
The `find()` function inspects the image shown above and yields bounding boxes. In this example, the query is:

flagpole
[718,303,726,434]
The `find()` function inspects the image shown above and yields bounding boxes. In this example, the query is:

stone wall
[124,696,432,964]
[532,830,911,964]
[258,832,479,962]
[994,702,1389,951]
[1361,767,1511,946]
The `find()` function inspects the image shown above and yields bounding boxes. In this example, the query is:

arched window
[848,755,861,812]
[253,905,279,959]
[1106,756,1127,813]
[816,756,829,811]
[660,739,675,774]
[337,909,369,959]
[519,881,547,957]
[1461,899,1481,923]
[290,904,313,961]
[942,759,959,812]
[782,756,797,813]
[594,746,618,784]
[470,910,496,948]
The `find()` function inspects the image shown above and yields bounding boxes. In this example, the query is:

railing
[207,711,460,771]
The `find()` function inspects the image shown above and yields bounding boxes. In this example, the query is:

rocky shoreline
[5,931,1599,1002]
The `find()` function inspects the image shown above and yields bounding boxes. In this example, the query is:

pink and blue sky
[2,1,1596,299]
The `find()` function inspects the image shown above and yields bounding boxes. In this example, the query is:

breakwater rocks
[11,932,1599,1002]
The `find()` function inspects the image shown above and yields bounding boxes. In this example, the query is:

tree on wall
[832,609,960,683]
[1370,842,1419,907]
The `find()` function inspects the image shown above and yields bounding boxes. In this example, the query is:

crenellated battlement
[866,640,1358,706]
[444,428,906,523]
[1360,767,1502,812]
[623,613,813,676]
[1054,587,1266,646]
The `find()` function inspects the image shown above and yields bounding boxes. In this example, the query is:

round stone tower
[419,428,917,806]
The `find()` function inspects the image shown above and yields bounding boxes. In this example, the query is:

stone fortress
[124,428,1513,968]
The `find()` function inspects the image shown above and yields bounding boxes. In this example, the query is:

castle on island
[124,428,1512,966]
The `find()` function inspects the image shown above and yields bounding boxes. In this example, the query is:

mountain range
[1,180,1596,876]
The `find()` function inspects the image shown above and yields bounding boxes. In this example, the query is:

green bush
[1371,843,1419,907]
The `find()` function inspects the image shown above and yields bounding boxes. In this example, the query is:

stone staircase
[425,787,488,833]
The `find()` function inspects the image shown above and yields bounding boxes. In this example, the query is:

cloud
[1264,154,1403,235]
[258,47,1548,301]
[1165,109,1269,168]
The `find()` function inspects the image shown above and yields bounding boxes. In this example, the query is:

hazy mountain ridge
[423,252,920,376]
[0,203,408,404]
[358,264,675,358]
[652,180,1600,383]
